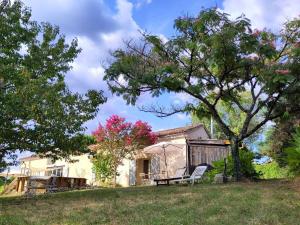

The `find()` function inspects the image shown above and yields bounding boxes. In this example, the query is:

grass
[0,180,299,225]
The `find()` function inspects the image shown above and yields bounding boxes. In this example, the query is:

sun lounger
[154,167,188,186]
[154,166,207,186]
[173,166,207,185]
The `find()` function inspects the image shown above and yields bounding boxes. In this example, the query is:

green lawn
[0,181,299,225]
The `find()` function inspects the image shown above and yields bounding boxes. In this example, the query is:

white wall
[116,158,130,187]
[20,154,96,185]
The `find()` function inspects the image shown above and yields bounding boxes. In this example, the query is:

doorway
[136,158,151,185]
[143,160,149,179]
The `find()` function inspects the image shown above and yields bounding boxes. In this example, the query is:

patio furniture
[154,167,188,186]
[175,165,207,185]
[143,142,185,179]
[154,166,207,186]
[139,172,153,185]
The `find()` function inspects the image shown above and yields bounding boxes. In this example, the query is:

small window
[46,168,63,176]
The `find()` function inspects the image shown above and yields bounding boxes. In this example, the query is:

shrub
[92,152,114,183]
[0,176,13,194]
[92,115,156,187]
[254,161,290,179]
[284,127,300,175]
[206,148,259,182]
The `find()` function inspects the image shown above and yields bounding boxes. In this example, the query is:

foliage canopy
[105,9,300,180]
[284,127,300,175]
[0,1,105,169]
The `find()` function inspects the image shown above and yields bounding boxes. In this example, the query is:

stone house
[20,124,230,187]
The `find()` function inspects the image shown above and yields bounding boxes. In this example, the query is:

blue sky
[21,0,299,134]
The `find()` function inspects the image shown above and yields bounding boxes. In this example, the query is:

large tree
[104,9,300,180]
[92,115,156,187]
[192,91,263,148]
[0,1,105,170]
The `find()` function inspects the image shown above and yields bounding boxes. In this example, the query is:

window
[46,167,63,176]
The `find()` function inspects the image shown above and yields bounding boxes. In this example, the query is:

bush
[205,148,259,182]
[92,152,114,183]
[284,127,300,175]
[0,176,13,193]
[254,161,290,179]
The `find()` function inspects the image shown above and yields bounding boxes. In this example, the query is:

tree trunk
[231,138,242,181]
[113,171,117,187]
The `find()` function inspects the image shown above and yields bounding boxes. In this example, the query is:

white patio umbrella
[143,142,185,178]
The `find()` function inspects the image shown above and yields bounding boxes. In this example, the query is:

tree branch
[138,104,187,117]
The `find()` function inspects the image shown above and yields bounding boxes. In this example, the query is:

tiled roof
[187,139,231,145]
[19,155,40,161]
[155,124,203,137]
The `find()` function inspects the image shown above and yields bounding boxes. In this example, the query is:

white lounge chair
[154,166,207,186]
[174,167,187,178]
[154,167,187,186]
[171,166,207,185]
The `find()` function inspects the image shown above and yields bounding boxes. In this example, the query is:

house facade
[19,124,230,187]
[132,124,230,186]
[20,154,96,185]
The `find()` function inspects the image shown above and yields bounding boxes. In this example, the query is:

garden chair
[154,167,188,186]
[173,166,207,185]
[154,166,207,186]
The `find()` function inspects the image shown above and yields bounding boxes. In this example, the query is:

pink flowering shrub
[131,120,157,146]
[91,115,156,186]
[93,115,132,142]
[92,115,156,146]
[276,69,290,75]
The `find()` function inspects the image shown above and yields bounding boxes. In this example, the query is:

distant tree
[259,97,300,166]
[259,125,291,167]
[0,1,105,170]
[92,115,156,186]
[192,91,263,149]
[284,127,300,175]
[104,9,300,180]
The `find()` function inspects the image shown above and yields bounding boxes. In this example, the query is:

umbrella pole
[163,146,168,178]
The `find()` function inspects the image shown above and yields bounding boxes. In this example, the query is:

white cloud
[222,0,300,30]
[135,0,152,9]
[172,92,197,105]
[62,0,141,93]
[176,113,189,121]
[158,34,168,44]
[23,0,118,39]
[17,0,190,137]
[21,0,145,131]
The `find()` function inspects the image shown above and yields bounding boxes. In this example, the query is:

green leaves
[92,151,114,182]
[207,147,259,180]
[105,8,300,178]
[284,127,300,175]
[0,1,105,169]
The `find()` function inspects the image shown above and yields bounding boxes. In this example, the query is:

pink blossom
[92,115,157,147]
[276,69,290,75]
[252,29,261,37]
